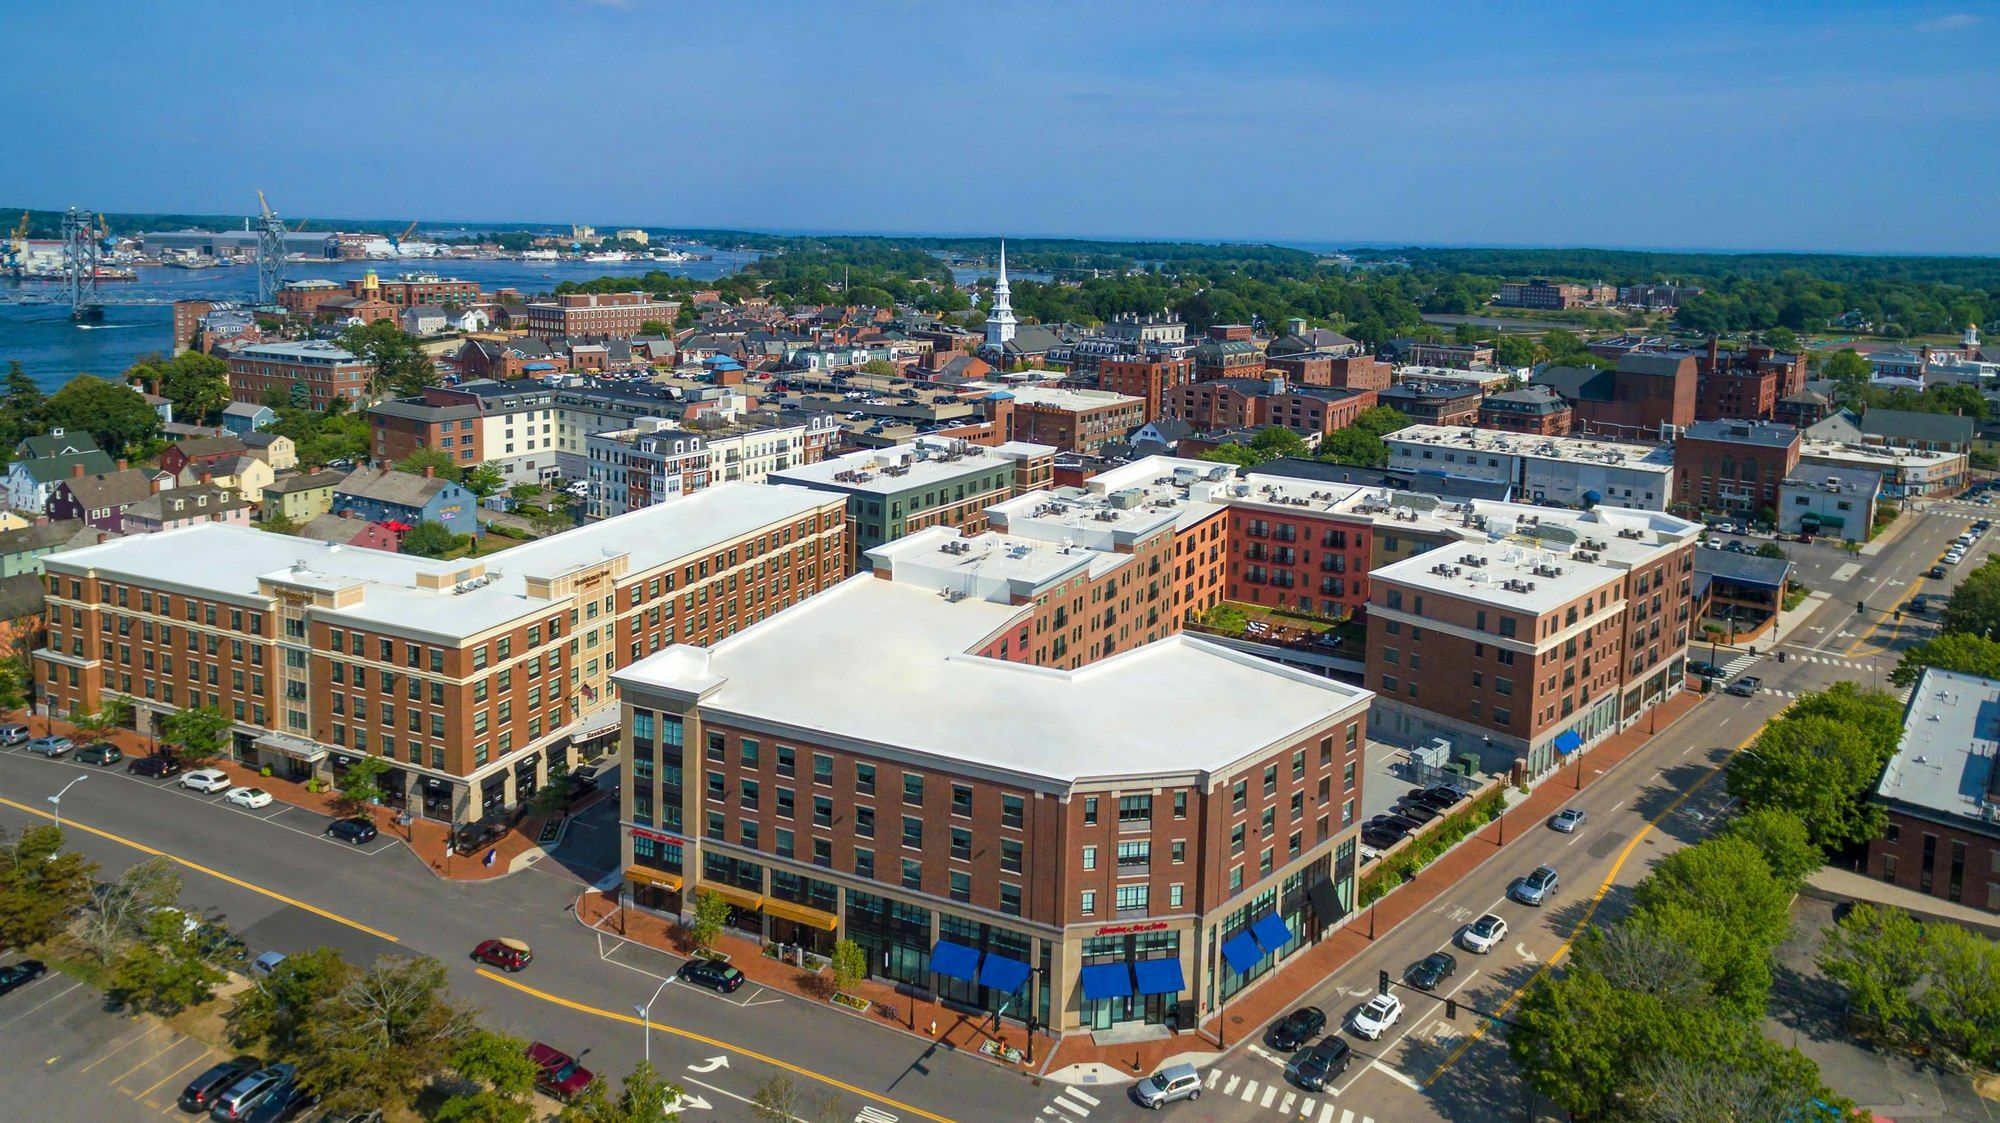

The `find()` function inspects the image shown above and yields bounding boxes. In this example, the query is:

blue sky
[6,1,1997,253]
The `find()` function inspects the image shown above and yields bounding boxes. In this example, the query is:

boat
[583,251,632,263]
[519,249,558,261]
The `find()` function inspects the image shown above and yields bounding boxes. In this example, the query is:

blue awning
[1079,962,1133,1000]
[929,939,980,983]
[1132,957,1186,996]
[1249,913,1294,953]
[1221,930,1265,974]
[1553,730,1583,756]
[977,953,1032,994]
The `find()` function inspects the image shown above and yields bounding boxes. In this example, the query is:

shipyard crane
[2,212,26,277]
[254,190,286,305]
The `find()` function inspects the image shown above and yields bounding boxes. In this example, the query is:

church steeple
[985,238,1017,348]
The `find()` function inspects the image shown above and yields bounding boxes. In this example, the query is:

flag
[483,847,497,867]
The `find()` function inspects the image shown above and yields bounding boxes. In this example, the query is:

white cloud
[1915,12,1982,32]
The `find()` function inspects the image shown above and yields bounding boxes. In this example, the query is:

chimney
[199,471,212,485]
[95,532,106,545]
[71,463,85,478]
[116,459,128,472]
[150,474,166,494]
[1706,336,1719,367]
[423,465,436,479]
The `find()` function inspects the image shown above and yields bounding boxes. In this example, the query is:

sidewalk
[572,689,1707,1086]
[1805,866,2000,939]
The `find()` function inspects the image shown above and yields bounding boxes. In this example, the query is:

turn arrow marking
[1514,942,1539,964]
[686,1055,730,1074]
[667,1093,712,1111]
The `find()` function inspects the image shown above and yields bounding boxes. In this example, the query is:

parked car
[1351,992,1403,1039]
[1419,786,1467,809]
[75,742,123,767]
[1551,808,1587,833]
[209,1062,296,1121]
[526,1042,594,1102]
[1286,1035,1351,1091]
[678,957,746,993]
[183,769,233,793]
[324,817,377,845]
[250,951,287,976]
[1406,951,1458,991]
[1131,1062,1203,1108]
[471,938,533,972]
[1267,1005,1327,1051]
[0,959,46,996]
[25,735,73,757]
[1373,813,1424,834]
[1686,660,1721,679]
[178,1056,262,1114]
[1461,914,1507,954]
[129,753,183,778]
[1392,800,1439,826]
[225,787,274,810]
[1360,825,1407,849]
[1514,865,1560,906]
[1725,676,1761,698]
[0,723,28,746]
[240,1080,315,1123]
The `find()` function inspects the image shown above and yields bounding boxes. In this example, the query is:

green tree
[1628,836,1794,1013]
[507,483,541,502]
[400,520,462,559]
[1817,902,1928,1041]
[109,909,230,1015]
[688,890,731,956]
[1511,967,1666,1119]
[338,320,438,400]
[1942,558,2000,638]
[434,1028,540,1123]
[1822,349,1872,407]
[73,855,181,964]
[260,508,298,536]
[1889,630,2000,687]
[335,755,390,815]
[1492,334,1538,367]
[395,447,462,481]
[556,1060,681,1123]
[749,1073,842,1123]
[1196,444,1260,470]
[226,945,356,1059]
[159,705,232,767]
[859,359,898,378]
[0,656,28,714]
[1728,714,1887,852]
[295,954,476,1114]
[41,374,162,455]
[1317,427,1391,468]
[830,937,868,994]
[638,320,670,337]
[70,696,132,742]
[128,351,230,425]
[1917,922,2000,1068]
[462,464,505,498]
[1753,541,1788,560]
[1718,807,1821,892]
[0,823,97,948]
[1761,326,1801,353]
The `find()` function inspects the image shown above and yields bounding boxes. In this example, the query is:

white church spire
[985,237,1017,348]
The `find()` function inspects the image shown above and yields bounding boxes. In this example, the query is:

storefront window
[844,890,932,986]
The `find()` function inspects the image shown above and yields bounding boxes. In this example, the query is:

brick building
[36,484,849,825]
[770,438,1057,566]
[1377,380,1483,427]
[227,341,372,411]
[1478,386,1574,435]
[1172,377,1378,438]
[369,379,560,483]
[1673,420,1801,519]
[1495,279,1616,310]
[1865,668,2000,913]
[1534,352,1697,439]
[1000,387,1145,456]
[1693,338,1808,422]
[526,293,682,341]
[171,300,215,355]
[1096,353,1197,423]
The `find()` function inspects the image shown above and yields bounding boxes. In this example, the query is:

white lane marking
[1223,1075,1240,1095]
[1205,1070,1219,1088]
[1239,1078,1258,1101]
[1281,1092,1297,1113]
[1063,1088,1098,1106]
[1335,1108,1350,1123]
[1371,1060,1421,1090]
[1050,1095,1088,1117]
[1260,1083,1278,1107]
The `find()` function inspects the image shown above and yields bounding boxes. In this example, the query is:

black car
[678,957,746,993]
[324,817,378,845]
[1286,1035,1352,1091]
[1374,813,1424,834]
[1406,951,1458,991]
[128,754,182,778]
[1392,801,1439,825]
[1930,565,1949,579]
[241,1081,315,1123]
[178,1056,262,1113]
[567,767,602,796]
[1360,825,1406,849]
[1422,786,1467,808]
[1267,1005,1327,1051]
[76,742,124,766]
[0,959,46,996]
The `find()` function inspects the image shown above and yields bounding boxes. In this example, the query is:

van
[1131,1062,1203,1108]
[209,1063,295,1121]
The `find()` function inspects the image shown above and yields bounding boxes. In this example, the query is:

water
[0,248,756,391]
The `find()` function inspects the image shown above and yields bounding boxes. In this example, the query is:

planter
[692,948,730,964]
[830,992,871,1012]
[980,1040,1026,1064]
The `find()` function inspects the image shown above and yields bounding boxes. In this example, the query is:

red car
[526,1041,593,1101]
[471,938,532,972]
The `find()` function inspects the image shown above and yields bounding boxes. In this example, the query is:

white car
[1351,992,1403,1040]
[225,786,273,809]
[181,769,232,793]
[1462,913,1508,954]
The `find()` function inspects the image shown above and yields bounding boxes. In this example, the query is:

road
[0,496,1981,1123]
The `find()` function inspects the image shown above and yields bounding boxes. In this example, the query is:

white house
[400,305,448,336]
[449,307,490,333]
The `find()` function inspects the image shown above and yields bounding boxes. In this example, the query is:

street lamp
[48,775,87,830]
[633,976,672,1064]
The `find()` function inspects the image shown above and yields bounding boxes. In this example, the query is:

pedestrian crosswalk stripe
[1240,1078,1258,1101]
[1281,1092,1296,1113]
[1063,1089,1097,1107]
[1224,1074,1241,1095]
[1050,1094,1088,1117]
[1300,1097,1316,1117]
[1260,1083,1278,1107]
[1206,1069,1219,1088]
[1336,1108,1352,1123]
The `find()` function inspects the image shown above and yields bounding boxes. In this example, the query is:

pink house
[118,483,254,535]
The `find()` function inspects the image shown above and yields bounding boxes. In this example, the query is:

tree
[400,520,463,559]
[1915,921,2000,1069]
[507,483,541,502]
[395,447,462,482]
[1628,836,1794,1013]
[1718,807,1821,892]
[335,755,390,815]
[1568,923,1714,1008]
[1761,326,1801,353]
[638,320,671,337]
[41,374,162,455]
[859,359,898,378]
[830,938,868,994]
[226,945,356,1059]
[160,705,232,767]
[338,321,438,399]
[1511,967,1666,1119]
[70,696,131,742]
[1492,333,1538,368]
[462,464,505,498]
[1629,1029,1844,1123]
[1753,541,1788,559]
[73,855,181,964]
[109,908,230,1015]
[0,656,27,715]
[688,890,731,956]
[1316,426,1391,468]
[556,1060,681,1123]
[1822,349,1872,407]
[1942,558,2000,638]
[294,955,477,1114]
[129,351,230,425]
[750,1073,843,1123]
[433,1028,540,1123]
[1889,631,2000,687]
[1725,690,1900,850]
[1817,902,1928,1041]
[0,824,97,949]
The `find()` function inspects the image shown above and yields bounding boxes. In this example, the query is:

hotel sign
[1094,921,1169,936]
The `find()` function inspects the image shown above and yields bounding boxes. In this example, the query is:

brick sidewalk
[573,688,1705,1082]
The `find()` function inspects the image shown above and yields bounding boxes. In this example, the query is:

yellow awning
[762,898,838,931]
[696,882,764,911]
[627,868,682,891]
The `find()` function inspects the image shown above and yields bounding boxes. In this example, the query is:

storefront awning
[626,867,682,891]
[1307,878,1342,924]
[1249,913,1294,953]
[1079,962,1133,1000]
[253,731,328,764]
[1221,930,1265,974]
[696,882,763,912]
[977,953,1032,994]
[930,939,980,983]
[1132,957,1185,997]
[1553,730,1583,756]
[764,898,837,931]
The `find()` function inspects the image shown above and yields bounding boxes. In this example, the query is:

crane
[3,212,26,276]
[397,220,419,244]
[253,190,286,304]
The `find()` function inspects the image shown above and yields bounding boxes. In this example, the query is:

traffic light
[1446,997,1458,1019]
[1379,969,1390,995]
[1858,599,1867,613]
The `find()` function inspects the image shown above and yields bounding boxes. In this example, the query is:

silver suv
[1514,864,1559,906]
[1132,1062,1203,1108]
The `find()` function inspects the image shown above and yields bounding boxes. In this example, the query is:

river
[0,248,757,392]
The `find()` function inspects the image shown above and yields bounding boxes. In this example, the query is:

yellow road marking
[1422,726,1760,1085]
[476,968,956,1123]
[0,795,398,943]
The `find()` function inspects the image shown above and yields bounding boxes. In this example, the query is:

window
[1118,795,1152,826]
[950,872,972,902]
[902,773,924,804]
[1000,839,1022,873]
[775,746,794,777]
[813,753,833,784]
[856,764,875,794]
[740,779,760,810]
[1083,797,1098,826]
[1081,890,1097,915]
[901,859,922,890]
[1116,841,1150,869]
[1173,791,1187,819]
[855,806,874,838]
[1114,885,1149,913]
[951,783,973,816]
[1263,764,1278,795]
[854,848,874,880]
[999,884,1021,916]
[740,739,759,768]
[813,795,833,828]
[1002,793,1023,829]
[1230,823,1245,856]
[902,816,923,849]
[1232,780,1248,811]
[1082,846,1097,871]
[1169,884,1184,909]
[950,828,972,861]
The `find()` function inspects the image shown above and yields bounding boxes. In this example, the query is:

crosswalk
[1780,652,1876,671]
[1762,683,1912,703]
[1205,1068,1377,1123]
[1039,1085,1098,1119]
[1716,651,1760,677]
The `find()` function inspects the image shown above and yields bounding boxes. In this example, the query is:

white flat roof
[613,575,1371,786]
[45,482,840,640]
[1877,668,2000,824]
[1368,503,1700,613]
[1800,438,1963,469]
[999,385,1144,411]
[1386,424,1674,474]
[770,438,1052,495]
[869,526,1128,600]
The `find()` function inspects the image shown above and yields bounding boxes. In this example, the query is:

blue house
[331,467,477,536]
[220,402,276,436]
